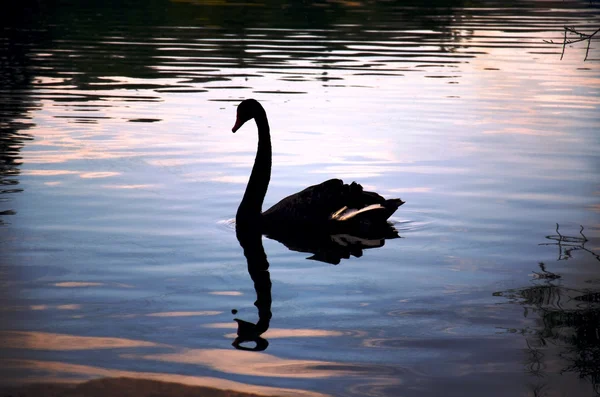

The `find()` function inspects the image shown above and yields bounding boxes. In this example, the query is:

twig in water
[543,26,599,60]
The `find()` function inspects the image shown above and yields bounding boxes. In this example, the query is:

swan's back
[262,179,404,230]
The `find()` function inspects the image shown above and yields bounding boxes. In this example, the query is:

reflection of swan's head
[232,98,263,133]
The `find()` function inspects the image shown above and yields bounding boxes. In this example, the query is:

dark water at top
[1,1,600,396]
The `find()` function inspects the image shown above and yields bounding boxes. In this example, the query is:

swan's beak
[232,117,243,133]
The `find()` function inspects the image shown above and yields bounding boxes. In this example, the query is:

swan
[232,99,404,233]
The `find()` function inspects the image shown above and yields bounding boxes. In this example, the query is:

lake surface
[1,1,600,396]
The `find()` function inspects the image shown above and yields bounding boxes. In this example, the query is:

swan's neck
[237,112,271,222]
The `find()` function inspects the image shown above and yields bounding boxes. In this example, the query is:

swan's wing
[262,179,404,225]
[262,179,348,224]
[330,204,386,221]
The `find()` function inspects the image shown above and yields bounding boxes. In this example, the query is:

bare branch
[562,28,567,60]
[547,26,599,61]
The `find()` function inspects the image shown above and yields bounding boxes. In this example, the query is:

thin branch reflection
[495,224,600,395]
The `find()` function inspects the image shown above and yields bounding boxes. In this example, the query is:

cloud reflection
[109,311,222,319]
[0,331,158,350]
[127,348,358,379]
[29,304,81,310]
[146,311,222,317]
[209,291,243,296]
[205,323,345,339]
[1,359,330,397]
[53,282,104,287]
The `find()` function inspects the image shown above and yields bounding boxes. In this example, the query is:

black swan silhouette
[232,99,404,235]
[231,100,405,348]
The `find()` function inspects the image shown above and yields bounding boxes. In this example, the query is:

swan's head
[232,99,262,133]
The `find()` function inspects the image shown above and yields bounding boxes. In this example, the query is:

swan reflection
[233,223,272,351]
[233,220,400,351]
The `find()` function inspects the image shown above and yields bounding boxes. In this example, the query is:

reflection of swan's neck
[234,225,272,351]
[237,111,271,221]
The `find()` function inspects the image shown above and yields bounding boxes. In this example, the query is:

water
[1,1,600,396]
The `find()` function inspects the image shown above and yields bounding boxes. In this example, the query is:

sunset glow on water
[1,1,599,396]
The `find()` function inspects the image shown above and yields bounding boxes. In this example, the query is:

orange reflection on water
[102,184,159,189]
[79,171,121,179]
[0,331,159,351]
[482,126,565,136]
[205,322,346,338]
[109,311,222,319]
[22,170,79,176]
[23,170,121,179]
[128,348,356,379]
[1,359,330,397]
[29,304,81,311]
[146,311,222,317]
[54,282,104,287]
[211,175,254,184]
[388,187,432,193]
[208,291,243,296]
[57,304,82,310]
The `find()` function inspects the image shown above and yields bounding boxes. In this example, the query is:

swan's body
[233,99,404,233]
